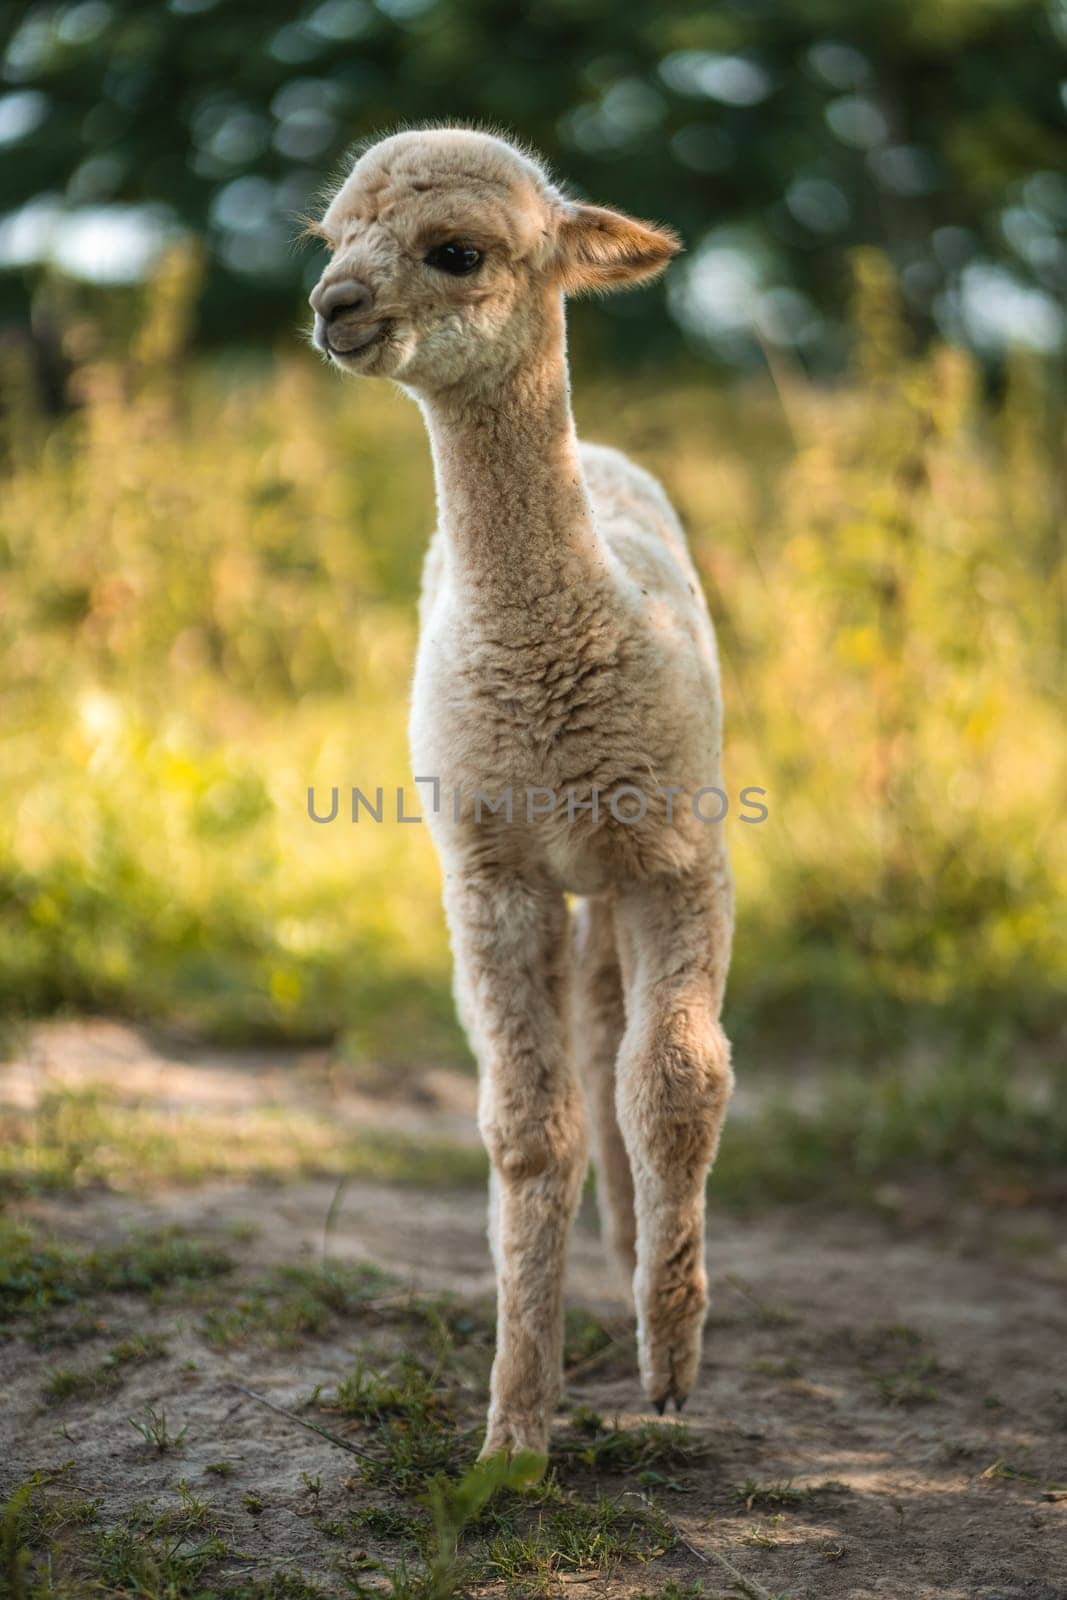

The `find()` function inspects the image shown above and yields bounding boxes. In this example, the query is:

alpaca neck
[417,295,601,610]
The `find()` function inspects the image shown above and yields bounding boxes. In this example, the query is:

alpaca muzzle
[309,275,382,356]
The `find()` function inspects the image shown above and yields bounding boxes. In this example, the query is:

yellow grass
[0,251,1063,1062]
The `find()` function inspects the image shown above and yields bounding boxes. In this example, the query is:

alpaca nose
[309,277,373,321]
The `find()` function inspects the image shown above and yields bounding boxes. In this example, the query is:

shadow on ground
[2,1022,1065,1598]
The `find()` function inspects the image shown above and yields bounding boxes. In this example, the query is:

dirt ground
[2,1022,1066,1599]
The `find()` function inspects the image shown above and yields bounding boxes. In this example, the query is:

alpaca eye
[425,242,482,276]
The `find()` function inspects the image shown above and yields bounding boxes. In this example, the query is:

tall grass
[0,249,1063,1064]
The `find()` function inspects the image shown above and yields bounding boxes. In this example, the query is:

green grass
[0,1219,1011,1600]
[0,1217,479,1384]
[470,1490,671,1590]
[0,1216,724,1600]
[129,1403,188,1453]
[324,1354,464,1494]
[0,267,1063,1065]
[0,1085,488,1200]
[818,1322,951,1410]
[349,1504,423,1544]
[1,1471,332,1599]
[555,1409,706,1477]
[200,1261,393,1350]
[712,1048,1067,1209]
[42,1331,167,1406]
[870,1360,942,1408]
[735,1479,850,1512]
[3,1448,657,1600]
[632,1585,706,1600]
[1,1038,1063,1221]
[0,1220,233,1327]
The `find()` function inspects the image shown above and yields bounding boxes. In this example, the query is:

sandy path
[2,1021,1065,1598]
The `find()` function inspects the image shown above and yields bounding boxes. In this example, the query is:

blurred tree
[0,0,1064,365]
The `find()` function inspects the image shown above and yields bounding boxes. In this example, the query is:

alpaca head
[307,127,679,394]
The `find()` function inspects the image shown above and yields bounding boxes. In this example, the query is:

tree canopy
[1,0,1065,364]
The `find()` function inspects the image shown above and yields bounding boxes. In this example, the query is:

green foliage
[555,1409,706,1476]
[313,1358,674,1595]
[471,1488,671,1590]
[1,1473,102,1600]
[2,0,1064,364]
[870,1359,942,1407]
[414,1453,548,1600]
[735,1479,807,1511]
[128,1403,188,1453]
[713,1048,1067,1208]
[632,1585,706,1600]
[200,1261,392,1349]
[0,1086,487,1199]
[1,1046,1063,1222]
[327,1355,462,1493]
[0,1220,233,1324]
[0,263,1062,1068]
[42,1331,165,1405]
[1,1483,33,1600]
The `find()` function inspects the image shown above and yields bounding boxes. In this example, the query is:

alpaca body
[308,127,734,1461]
[412,440,725,893]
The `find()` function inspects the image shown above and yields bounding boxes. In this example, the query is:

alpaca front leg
[614,866,733,1411]
[444,870,587,1460]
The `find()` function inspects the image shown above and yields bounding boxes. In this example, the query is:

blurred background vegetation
[0,0,1063,1082]
[2,0,1067,363]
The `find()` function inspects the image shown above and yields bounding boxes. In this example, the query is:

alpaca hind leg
[574,895,635,1291]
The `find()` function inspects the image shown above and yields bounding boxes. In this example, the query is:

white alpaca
[308,128,733,1462]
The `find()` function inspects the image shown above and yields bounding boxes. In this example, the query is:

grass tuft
[0,1220,232,1328]
[128,1403,187,1453]
[556,1409,707,1476]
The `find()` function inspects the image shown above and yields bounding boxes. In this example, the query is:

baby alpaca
[308,128,733,1461]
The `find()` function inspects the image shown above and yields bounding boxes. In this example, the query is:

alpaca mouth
[326,320,391,361]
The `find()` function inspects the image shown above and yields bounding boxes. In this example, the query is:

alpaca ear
[553,203,681,294]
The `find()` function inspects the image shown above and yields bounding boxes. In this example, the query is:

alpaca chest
[411,630,657,797]
[410,634,708,888]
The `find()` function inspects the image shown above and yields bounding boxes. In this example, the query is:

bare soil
[2,1022,1065,1599]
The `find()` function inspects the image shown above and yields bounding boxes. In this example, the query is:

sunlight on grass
[1,1050,1062,1208]
[0,1086,487,1198]
[0,248,1063,1064]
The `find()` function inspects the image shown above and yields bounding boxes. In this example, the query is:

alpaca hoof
[475,1442,548,1490]
[650,1388,687,1416]
[478,1410,550,1475]
[639,1307,705,1414]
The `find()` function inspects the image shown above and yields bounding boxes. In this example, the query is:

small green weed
[872,1359,942,1407]
[129,1404,187,1453]
[320,1355,462,1493]
[349,1504,423,1542]
[42,1330,167,1405]
[735,1479,806,1512]
[556,1408,706,1476]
